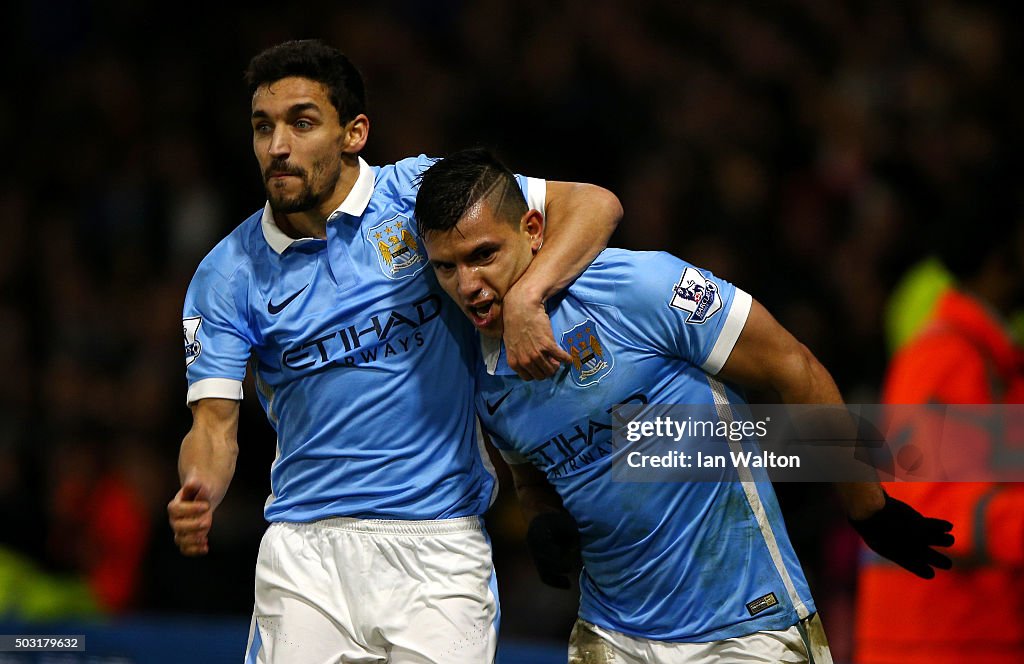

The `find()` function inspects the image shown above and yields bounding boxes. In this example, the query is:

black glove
[850,493,954,579]
[526,511,582,589]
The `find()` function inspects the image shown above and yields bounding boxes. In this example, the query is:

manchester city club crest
[560,319,614,387]
[366,214,427,280]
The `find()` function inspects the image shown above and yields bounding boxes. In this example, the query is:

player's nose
[456,266,484,300]
[268,127,291,157]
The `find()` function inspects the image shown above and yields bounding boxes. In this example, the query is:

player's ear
[522,209,544,253]
[341,114,369,154]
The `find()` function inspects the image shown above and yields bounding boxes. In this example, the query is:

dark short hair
[244,39,366,124]
[416,148,528,237]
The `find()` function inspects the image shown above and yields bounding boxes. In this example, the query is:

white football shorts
[244,516,498,663]
[568,613,833,664]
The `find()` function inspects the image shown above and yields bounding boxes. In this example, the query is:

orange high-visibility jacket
[855,289,1024,664]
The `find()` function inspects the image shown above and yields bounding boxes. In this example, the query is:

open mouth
[466,300,496,328]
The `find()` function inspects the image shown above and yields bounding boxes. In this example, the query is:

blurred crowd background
[0,0,1020,661]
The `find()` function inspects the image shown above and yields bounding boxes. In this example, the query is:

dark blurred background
[0,1,1020,661]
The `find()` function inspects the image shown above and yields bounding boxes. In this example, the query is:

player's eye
[254,123,272,134]
[432,262,454,274]
[295,119,313,130]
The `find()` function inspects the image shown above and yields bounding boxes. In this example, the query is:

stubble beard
[266,155,343,216]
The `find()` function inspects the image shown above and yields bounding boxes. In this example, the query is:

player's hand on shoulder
[502,285,571,381]
[849,493,954,579]
[167,477,214,557]
[526,511,582,589]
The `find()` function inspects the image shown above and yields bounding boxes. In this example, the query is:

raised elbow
[593,185,623,231]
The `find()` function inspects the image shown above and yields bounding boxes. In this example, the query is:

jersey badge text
[670,267,722,324]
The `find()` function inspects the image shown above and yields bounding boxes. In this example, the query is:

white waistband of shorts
[290,515,484,535]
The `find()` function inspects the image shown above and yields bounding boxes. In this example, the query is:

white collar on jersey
[480,335,502,375]
[260,155,374,255]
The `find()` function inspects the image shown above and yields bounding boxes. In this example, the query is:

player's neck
[276,209,328,240]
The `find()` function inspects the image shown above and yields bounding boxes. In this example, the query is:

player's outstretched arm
[717,298,954,578]
[510,462,582,589]
[167,397,240,556]
[503,181,622,381]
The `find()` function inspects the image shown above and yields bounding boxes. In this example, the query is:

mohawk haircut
[245,39,366,124]
[416,148,528,237]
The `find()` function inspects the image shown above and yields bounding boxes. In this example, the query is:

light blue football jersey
[478,249,816,642]
[183,155,545,522]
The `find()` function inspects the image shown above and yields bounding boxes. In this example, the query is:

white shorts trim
[304,514,486,535]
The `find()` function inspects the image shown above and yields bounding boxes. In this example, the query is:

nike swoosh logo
[484,389,514,416]
[267,284,309,315]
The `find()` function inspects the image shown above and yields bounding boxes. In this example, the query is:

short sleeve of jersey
[601,251,751,374]
[182,260,252,404]
[393,154,437,190]
[516,175,546,217]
